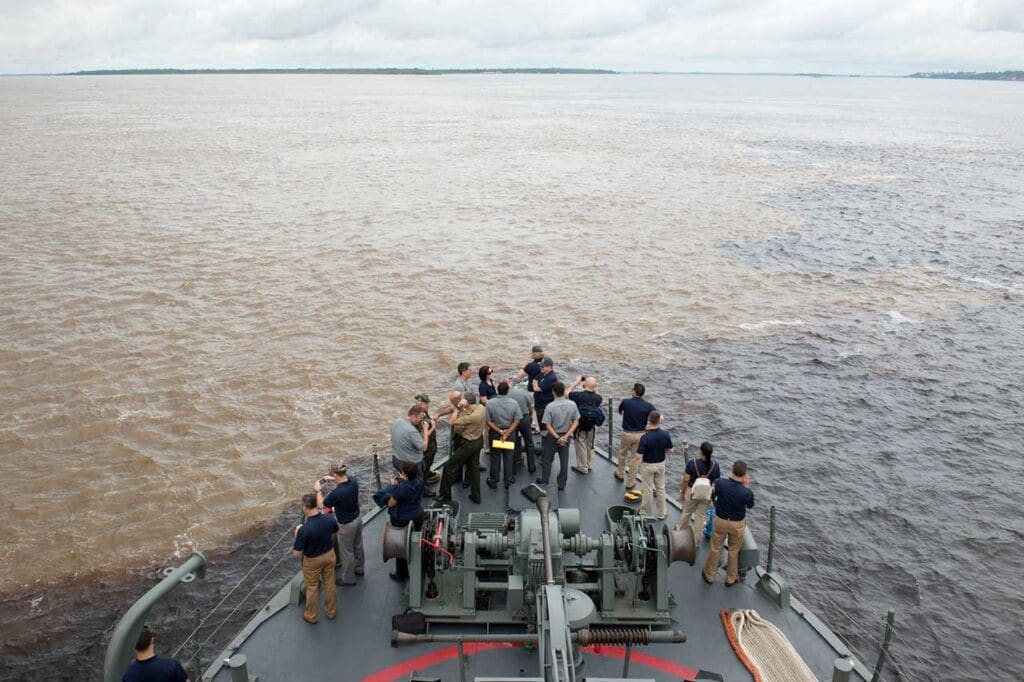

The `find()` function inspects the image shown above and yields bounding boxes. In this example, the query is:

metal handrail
[102,552,206,682]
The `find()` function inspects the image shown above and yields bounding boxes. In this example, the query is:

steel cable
[170,525,296,658]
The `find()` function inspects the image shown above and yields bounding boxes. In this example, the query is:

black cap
[541,357,554,367]
[532,345,543,353]
[414,393,430,403]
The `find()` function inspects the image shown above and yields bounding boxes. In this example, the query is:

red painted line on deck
[361,642,518,682]
[362,641,698,682]
[583,644,698,679]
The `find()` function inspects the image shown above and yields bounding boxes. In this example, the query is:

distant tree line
[908,71,1023,81]
[67,67,617,76]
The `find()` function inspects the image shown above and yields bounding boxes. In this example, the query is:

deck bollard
[832,656,854,682]
[227,653,250,682]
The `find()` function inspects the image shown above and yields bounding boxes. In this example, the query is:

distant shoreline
[0,68,1018,80]
[908,70,1023,81]
[63,67,617,76]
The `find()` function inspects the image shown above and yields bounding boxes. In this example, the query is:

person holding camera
[292,492,339,624]
[567,375,602,474]
[315,463,364,586]
[439,392,486,503]
[390,404,434,475]
[387,461,425,582]
[701,460,755,587]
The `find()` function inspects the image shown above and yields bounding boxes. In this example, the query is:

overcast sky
[1,0,1022,75]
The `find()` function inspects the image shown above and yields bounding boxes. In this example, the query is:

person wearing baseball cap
[415,393,441,488]
[532,357,558,427]
[316,462,364,585]
[517,345,546,391]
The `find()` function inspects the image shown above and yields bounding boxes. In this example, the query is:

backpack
[690,459,715,501]
[578,401,605,431]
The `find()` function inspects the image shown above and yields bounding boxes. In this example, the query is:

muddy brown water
[1,74,1022,680]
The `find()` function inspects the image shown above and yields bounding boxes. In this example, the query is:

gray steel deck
[208,446,868,681]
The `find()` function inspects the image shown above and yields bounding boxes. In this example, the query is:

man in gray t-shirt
[452,361,474,395]
[484,381,523,488]
[539,381,580,490]
[390,405,432,472]
[509,383,538,472]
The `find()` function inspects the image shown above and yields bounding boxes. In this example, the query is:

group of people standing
[289,344,756,625]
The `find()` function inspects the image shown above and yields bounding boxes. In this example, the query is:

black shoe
[478,465,487,471]
[536,477,548,484]
[462,480,470,489]
[557,485,565,491]
[389,572,407,582]
[422,490,437,498]
[528,467,537,474]
[486,478,498,489]
[468,494,482,504]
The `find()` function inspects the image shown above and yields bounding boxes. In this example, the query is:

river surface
[1,74,1022,681]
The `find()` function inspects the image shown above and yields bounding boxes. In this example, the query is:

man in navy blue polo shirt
[517,344,545,430]
[532,357,559,426]
[122,627,188,682]
[317,463,364,586]
[567,375,603,474]
[701,460,755,586]
[637,411,672,519]
[292,492,339,623]
[616,383,655,488]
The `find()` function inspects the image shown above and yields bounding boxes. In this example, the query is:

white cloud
[0,0,1021,74]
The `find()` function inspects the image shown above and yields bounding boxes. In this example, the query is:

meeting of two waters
[0,74,1022,680]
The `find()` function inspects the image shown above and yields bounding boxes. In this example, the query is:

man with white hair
[567,375,603,474]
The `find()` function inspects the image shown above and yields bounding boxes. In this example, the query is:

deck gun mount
[387,485,696,681]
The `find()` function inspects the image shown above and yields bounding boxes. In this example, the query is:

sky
[1,0,1022,75]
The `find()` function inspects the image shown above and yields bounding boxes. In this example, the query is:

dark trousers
[441,436,482,500]
[536,403,548,430]
[515,420,537,472]
[391,513,425,579]
[541,435,570,488]
[423,447,437,479]
[487,428,516,487]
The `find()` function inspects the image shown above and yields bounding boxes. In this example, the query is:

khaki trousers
[640,462,667,517]
[702,517,746,584]
[616,431,644,485]
[574,429,595,472]
[301,550,337,623]
[676,496,712,540]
